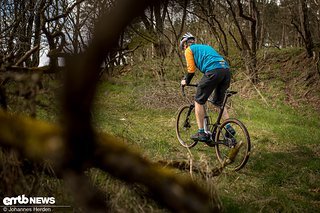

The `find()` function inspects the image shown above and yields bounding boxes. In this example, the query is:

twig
[15,45,40,66]
[45,0,86,22]
[0,110,219,213]
[186,147,193,179]
[243,72,270,107]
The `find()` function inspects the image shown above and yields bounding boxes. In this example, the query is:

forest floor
[90,82,319,212]
[83,48,320,212]
[5,48,320,212]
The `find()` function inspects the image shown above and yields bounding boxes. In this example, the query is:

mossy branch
[0,110,63,161]
[0,110,220,212]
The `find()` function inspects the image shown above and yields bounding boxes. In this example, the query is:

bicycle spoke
[215,118,251,171]
[176,105,198,148]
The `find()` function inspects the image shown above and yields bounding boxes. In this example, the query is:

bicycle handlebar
[186,84,198,87]
[181,83,238,98]
[181,84,198,97]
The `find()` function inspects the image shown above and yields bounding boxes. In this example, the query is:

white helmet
[179,32,195,50]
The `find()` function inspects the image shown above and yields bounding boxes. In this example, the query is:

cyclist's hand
[181,79,186,86]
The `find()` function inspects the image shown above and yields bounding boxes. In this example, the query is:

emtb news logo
[2,195,55,206]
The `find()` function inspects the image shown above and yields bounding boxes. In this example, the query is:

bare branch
[45,0,86,22]
[237,0,255,22]
[15,45,40,66]
[0,110,219,212]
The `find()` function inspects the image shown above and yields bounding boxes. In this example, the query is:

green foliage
[93,80,180,159]
[3,47,320,212]
[96,47,320,211]
[89,69,320,212]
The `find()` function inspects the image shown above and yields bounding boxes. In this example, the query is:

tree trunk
[153,0,168,58]
[249,0,259,83]
[228,0,259,84]
[299,0,314,57]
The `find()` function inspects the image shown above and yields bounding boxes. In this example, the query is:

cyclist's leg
[195,70,224,105]
[195,70,222,125]
[210,69,231,120]
[192,70,222,141]
[212,69,236,136]
[194,102,205,129]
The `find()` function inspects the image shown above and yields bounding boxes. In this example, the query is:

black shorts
[195,68,231,106]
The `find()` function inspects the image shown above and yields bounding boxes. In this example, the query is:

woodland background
[0,0,319,212]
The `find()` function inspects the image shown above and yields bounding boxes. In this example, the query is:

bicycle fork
[183,104,194,128]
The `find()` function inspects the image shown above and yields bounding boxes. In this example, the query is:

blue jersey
[185,44,229,73]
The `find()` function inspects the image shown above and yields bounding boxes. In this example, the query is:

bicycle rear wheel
[176,104,198,148]
[215,118,251,171]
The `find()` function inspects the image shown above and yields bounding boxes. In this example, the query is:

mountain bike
[175,84,251,171]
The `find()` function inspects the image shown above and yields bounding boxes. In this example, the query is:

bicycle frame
[181,84,237,145]
[208,90,232,127]
[177,85,250,171]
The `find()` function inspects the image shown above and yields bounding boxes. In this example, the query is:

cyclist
[180,32,235,142]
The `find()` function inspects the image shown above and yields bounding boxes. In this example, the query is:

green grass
[93,80,180,159]
[221,96,320,212]
[3,49,319,212]
[236,98,320,145]
[90,75,320,212]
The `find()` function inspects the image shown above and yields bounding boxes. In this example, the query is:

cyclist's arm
[184,47,195,85]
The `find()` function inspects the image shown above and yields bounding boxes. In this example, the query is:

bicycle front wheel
[215,118,251,171]
[176,104,198,148]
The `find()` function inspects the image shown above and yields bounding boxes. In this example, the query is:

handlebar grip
[181,85,186,97]
[188,84,198,87]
